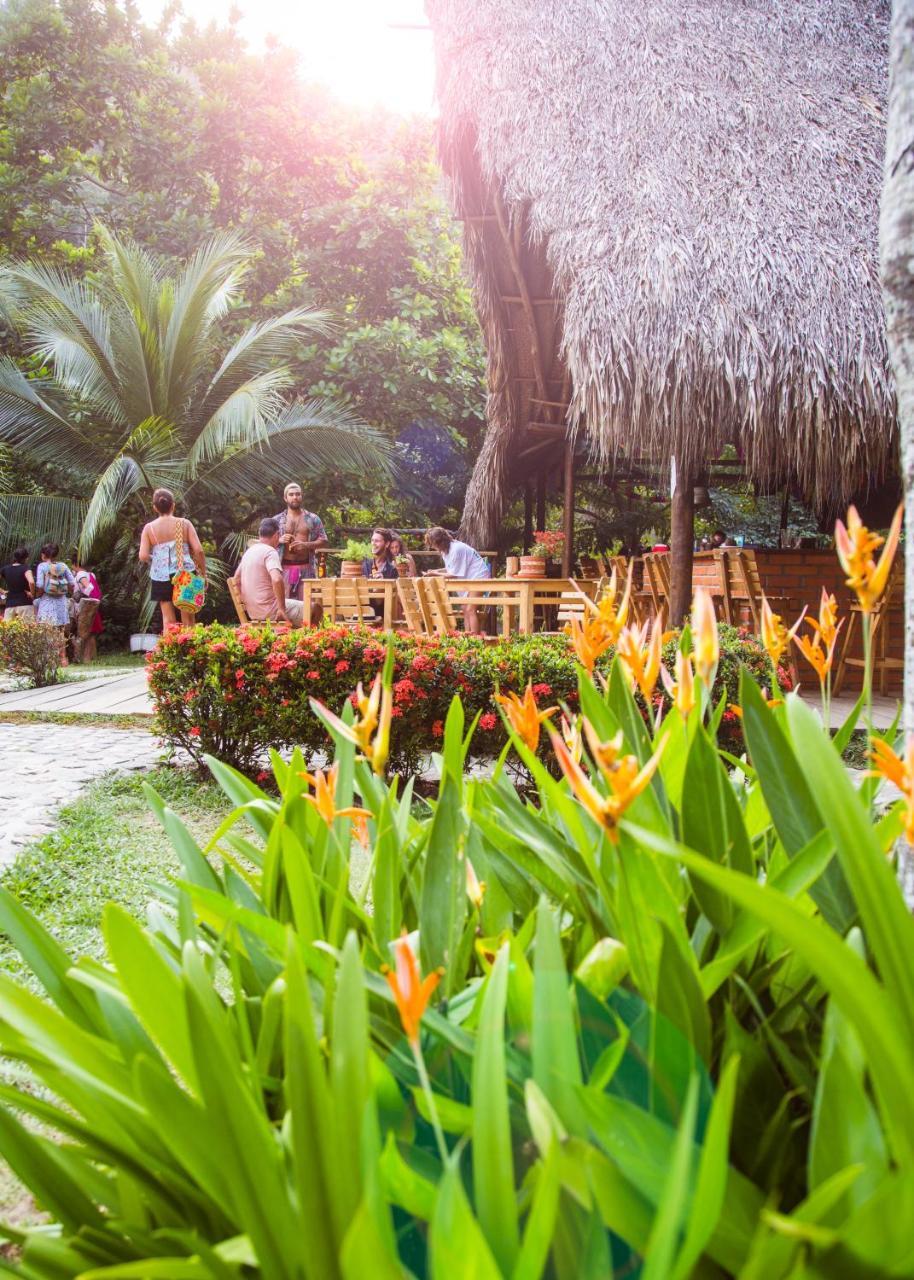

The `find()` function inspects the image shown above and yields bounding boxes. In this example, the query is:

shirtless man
[272,482,329,597]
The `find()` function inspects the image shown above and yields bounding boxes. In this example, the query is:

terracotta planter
[517,555,550,578]
[340,560,364,578]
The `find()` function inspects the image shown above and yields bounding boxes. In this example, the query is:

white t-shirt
[443,540,489,579]
[239,542,284,620]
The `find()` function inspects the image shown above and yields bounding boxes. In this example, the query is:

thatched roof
[426,0,895,545]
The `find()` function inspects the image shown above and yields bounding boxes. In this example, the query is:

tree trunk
[669,460,695,626]
[561,439,575,577]
[880,0,914,903]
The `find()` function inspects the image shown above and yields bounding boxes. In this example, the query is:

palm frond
[185,368,292,476]
[190,397,397,502]
[0,357,106,476]
[79,419,183,555]
[95,227,166,424]
[162,233,252,414]
[0,262,124,424]
[0,493,87,558]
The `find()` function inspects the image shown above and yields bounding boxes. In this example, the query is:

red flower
[256,770,270,783]
[532,682,552,698]
[432,720,444,737]
[335,660,350,674]
[391,706,404,718]
[411,654,431,672]
[188,726,201,737]
[480,712,497,731]
[322,648,337,660]
[307,670,320,680]
[210,641,228,653]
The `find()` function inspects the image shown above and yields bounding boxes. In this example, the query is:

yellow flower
[691,588,719,686]
[834,503,903,614]
[302,763,371,827]
[868,736,914,845]
[495,683,559,753]
[465,857,486,908]
[616,621,663,702]
[551,722,667,842]
[313,673,393,775]
[760,596,803,669]
[567,612,614,674]
[660,648,696,719]
[587,565,632,644]
[792,590,844,686]
[561,714,583,764]
[383,934,442,1044]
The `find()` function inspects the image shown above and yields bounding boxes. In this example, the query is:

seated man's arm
[270,568,288,621]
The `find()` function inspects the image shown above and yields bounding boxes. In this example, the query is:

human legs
[462,602,483,634]
[284,598,305,627]
[159,600,178,627]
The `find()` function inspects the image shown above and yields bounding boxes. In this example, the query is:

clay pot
[517,555,549,578]
[340,560,364,578]
[505,555,520,578]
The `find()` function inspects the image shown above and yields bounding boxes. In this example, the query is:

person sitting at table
[362,528,400,580]
[389,532,418,577]
[424,526,489,635]
[238,518,307,627]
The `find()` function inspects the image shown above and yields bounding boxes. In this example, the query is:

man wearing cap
[273,482,329,598]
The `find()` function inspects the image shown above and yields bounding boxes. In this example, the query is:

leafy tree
[0,227,392,560]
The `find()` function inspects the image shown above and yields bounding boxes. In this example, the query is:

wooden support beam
[499,296,561,306]
[523,482,533,552]
[670,460,695,626]
[562,439,575,577]
[492,189,549,400]
[530,398,571,409]
[536,471,547,532]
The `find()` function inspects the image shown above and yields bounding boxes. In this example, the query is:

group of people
[0,544,103,663]
[139,483,492,633]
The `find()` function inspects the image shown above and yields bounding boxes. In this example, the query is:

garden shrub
[148,620,785,773]
[0,618,62,687]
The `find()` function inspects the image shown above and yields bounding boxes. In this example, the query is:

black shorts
[151,578,174,602]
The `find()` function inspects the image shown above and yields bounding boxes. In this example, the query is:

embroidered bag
[171,520,206,614]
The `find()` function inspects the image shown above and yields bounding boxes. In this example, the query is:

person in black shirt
[362,528,399,580]
[0,547,35,620]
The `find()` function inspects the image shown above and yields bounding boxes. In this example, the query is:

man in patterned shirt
[273,482,329,598]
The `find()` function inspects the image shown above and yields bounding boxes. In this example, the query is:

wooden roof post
[536,471,546,533]
[523,481,533,552]
[670,458,695,626]
[562,437,575,577]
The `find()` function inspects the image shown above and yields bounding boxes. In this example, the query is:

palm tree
[0,228,393,558]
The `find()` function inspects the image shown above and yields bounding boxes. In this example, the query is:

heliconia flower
[726,697,782,720]
[302,763,372,827]
[691,588,719,686]
[551,723,666,843]
[806,589,842,652]
[561,714,583,764]
[583,565,632,645]
[660,648,696,719]
[616,621,663,702]
[465,856,486,908]
[834,503,903,614]
[760,596,803,669]
[495,683,559,753]
[351,812,371,848]
[383,934,442,1044]
[567,612,614,674]
[868,736,914,845]
[311,672,392,775]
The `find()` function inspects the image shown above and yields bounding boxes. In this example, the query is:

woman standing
[138,489,207,628]
[34,543,76,665]
[0,547,35,621]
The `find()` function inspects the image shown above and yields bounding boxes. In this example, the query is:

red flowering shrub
[148,622,777,775]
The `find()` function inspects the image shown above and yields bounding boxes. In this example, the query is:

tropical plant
[0,617,62,687]
[341,538,372,562]
[0,228,394,558]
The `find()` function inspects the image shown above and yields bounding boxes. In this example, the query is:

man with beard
[272,482,329,598]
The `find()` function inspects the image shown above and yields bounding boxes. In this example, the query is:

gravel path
[0,723,162,863]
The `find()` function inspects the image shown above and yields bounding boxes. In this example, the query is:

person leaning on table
[424,526,489,635]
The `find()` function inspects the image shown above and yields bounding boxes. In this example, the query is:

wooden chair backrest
[327,576,373,623]
[642,553,671,612]
[609,555,628,581]
[728,549,763,632]
[397,577,433,634]
[226,575,249,625]
[419,577,457,633]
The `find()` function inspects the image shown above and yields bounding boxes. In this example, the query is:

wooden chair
[642,553,671,617]
[322,577,375,625]
[227,575,249,625]
[397,577,434,635]
[725,549,797,635]
[418,576,458,633]
[711,549,734,624]
[833,561,904,695]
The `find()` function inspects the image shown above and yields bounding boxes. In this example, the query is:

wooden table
[442,577,599,636]
[299,577,397,630]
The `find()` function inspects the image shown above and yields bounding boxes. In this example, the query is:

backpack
[45,562,69,598]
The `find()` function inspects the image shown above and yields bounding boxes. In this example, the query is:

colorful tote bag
[171,520,206,614]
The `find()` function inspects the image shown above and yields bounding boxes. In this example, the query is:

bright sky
[137,0,436,115]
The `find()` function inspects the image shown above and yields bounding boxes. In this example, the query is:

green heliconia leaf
[429,1161,502,1280]
[472,944,519,1273]
[419,776,466,993]
[641,1074,699,1280]
[340,1196,403,1280]
[0,1105,105,1236]
[533,900,585,1135]
[203,755,276,840]
[681,723,752,932]
[512,1143,560,1280]
[655,922,711,1064]
[739,673,854,932]
[0,885,101,1032]
[330,932,372,1233]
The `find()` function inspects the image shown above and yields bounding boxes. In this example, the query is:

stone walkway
[0,723,162,863]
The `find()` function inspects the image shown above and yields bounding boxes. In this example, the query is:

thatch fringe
[427,0,895,545]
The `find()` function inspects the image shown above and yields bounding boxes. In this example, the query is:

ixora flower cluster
[149,618,776,775]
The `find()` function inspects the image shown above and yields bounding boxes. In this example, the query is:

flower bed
[148,622,786,774]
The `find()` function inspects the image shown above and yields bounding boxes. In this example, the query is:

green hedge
[148,622,785,774]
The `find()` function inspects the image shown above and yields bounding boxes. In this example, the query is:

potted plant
[339,538,371,578]
[518,530,565,577]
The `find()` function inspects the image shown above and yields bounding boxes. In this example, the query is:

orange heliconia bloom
[313,673,393,775]
[727,697,782,720]
[661,649,696,719]
[834,503,903,614]
[383,934,442,1044]
[760,595,803,669]
[303,763,371,827]
[691,589,719,686]
[465,856,486,908]
[791,590,843,686]
[567,612,614,674]
[561,714,583,764]
[551,722,666,842]
[586,566,632,643]
[616,621,663,702]
[868,737,914,846]
[495,683,559,753]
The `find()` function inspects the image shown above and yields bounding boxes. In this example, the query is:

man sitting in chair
[238,518,308,627]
